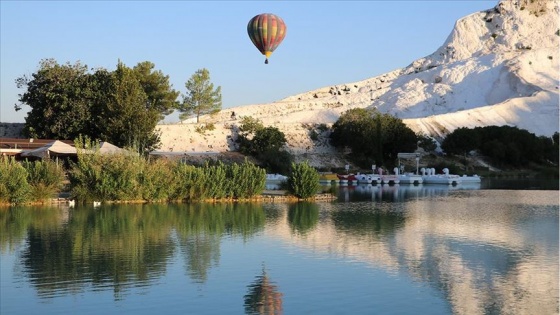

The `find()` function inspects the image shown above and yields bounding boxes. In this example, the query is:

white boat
[421,168,462,185]
[381,175,400,185]
[423,175,462,185]
[398,173,423,185]
[355,173,382,185]
[460,174,482,183]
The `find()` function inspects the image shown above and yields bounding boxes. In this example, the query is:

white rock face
[158,0,559,166]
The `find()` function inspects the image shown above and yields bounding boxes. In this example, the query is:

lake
[1,182,558,315]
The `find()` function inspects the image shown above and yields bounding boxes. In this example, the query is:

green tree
[417,134,437,152]
[16,59,93,139]
[236,117,293,173]
[179,68,222,122]
[330,108,418,168]
[15,59,176,153]
[98,61,162,152]
[441,127,481,156]
[132,61,180,118]
[287,161,320,199]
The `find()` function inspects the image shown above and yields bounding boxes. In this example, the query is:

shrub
[22,160,65,202]
[171,163,206,201]
[0,157,31,204]
[227,160,266,198]
[140,158,177,202]
[69,141,145,202]
[287,161,320,199]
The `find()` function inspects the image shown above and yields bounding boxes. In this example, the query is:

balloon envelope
[247,13,287,64]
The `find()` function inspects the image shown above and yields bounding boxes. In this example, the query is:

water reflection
[267,191,559,315]
[244,267,283,315]
[0,203,267,300]
[1,190,557,315]
[337,183,483,202]
[287,202,319,235]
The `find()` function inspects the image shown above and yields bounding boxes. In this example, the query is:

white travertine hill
[158,0,559,166]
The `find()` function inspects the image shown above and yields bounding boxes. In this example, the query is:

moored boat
[421,168,462,185]
[460,174,482,183]
[355,173,382,185]
[337,174,358,185]
[319,173,338,185]
[398,173,423,185]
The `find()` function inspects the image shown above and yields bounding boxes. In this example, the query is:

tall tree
[15,59,175,152]
[132,61,180,119]
[179,68,222,122]
[99,61,162,152]
[15,59,92,139]
[330,108,418,168]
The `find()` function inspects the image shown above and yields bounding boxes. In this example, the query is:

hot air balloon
[247,13,287,64]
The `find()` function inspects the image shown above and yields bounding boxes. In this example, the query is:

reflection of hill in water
[263,190,559,315]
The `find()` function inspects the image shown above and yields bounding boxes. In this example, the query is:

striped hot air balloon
[247,13,287,64]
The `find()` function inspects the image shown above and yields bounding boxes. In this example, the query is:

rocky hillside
[5,1,558,169]
[156,0,558,167]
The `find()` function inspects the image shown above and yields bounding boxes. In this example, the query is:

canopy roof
[21,140,77,158]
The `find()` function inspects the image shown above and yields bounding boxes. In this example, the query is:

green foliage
[417,134,437,152]
[16,59,93,139]
[288,202,319,235]
[441,127,480,156]
[252,127,287,154]
[171,163,206,201]
[225,160,266,198]
[22,160,65,202]
[69,138,145,201]
[139,159,177,202]
[287,161,320,199]
[179,68,222,123]
[0,158,31,204]
[98,62,163,153]
[330,108,418,168]
[15,58,177,152]
[236,117,293,173]
[441,126,559,168]
[238,116,264,136]
[132,61,180,118]
[309,129,319,141]
[258,149,294,175]
[195,123,216,135]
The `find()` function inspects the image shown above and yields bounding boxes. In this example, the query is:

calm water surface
[1,184,558,315]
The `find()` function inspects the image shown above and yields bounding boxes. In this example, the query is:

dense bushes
[330,108,418,168]
[68,149,266,203]
[22,160,65,202]
[0,158,65,204]
[287,161,320,199]
[236,116,294,174]
[442,126,559,168]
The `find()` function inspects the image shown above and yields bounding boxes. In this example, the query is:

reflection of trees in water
[181,234,221,283]
[174,203,266,283]
[330,206,405,237]
[261,204,285,225]
[287,202,319,235]
[244,267,283,315]
[0,205,66,252]
[19,204,176,300]
[4,202,267,299]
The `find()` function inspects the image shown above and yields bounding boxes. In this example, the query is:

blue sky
[1,0,497,123]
